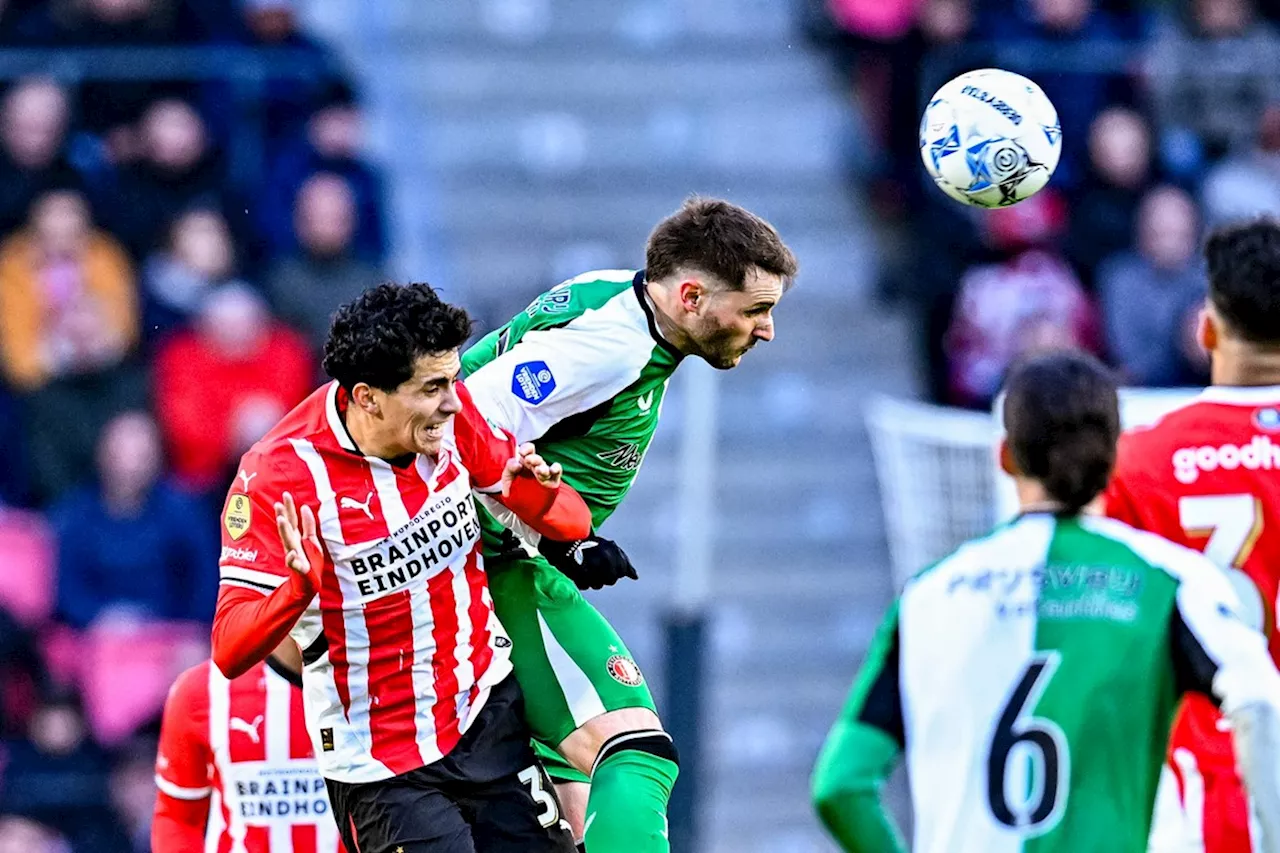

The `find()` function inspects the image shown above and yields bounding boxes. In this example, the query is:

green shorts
[488,552,657,785]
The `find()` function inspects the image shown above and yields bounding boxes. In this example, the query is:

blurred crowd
[0,1,388,850]
[806,0,1280,408]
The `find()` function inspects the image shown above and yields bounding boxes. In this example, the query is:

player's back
[902,513,1198,852]
[1106,388,1280,659]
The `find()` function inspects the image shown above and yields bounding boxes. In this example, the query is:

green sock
[583,732,679,853]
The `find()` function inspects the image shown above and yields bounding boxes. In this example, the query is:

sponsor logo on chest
[342,478,482,599]
[225,761,331,826]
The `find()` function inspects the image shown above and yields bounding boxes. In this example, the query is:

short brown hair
[645,196,798,290]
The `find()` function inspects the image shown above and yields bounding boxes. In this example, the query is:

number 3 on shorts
[519,765,561,829]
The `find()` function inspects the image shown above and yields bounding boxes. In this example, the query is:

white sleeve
[463,319,652,444]
[1171,560,1280,853]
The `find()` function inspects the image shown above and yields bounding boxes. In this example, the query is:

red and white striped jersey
[155,658,342,853]
[217,381,515,783]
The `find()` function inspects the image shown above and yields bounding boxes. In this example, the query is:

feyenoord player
[209,283,591,853]
[813,352,1280,853]
[152,639,343,852]
[1105,217,1280,852]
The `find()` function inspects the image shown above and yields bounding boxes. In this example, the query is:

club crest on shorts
[224,494,252,541]
[606,654,644,687]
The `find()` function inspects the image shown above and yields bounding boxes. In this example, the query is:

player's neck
[1211,343,1280,388]
[342,407,423,462]
[643,281,695,355]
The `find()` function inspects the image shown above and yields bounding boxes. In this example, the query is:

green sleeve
[811,601,908,853]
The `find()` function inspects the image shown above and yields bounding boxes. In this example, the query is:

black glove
[538,535,638,590]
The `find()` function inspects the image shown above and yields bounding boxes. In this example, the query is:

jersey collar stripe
[632,270,683,358]
[361,589,423,775]
[427,565,465,758]
[324,381,360,453]
[1197,385,1280,405]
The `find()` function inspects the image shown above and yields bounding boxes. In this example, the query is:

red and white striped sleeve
[153,663,212,852]
[212,447,322,679]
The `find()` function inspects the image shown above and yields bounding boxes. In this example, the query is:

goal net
[867,388,1202,589]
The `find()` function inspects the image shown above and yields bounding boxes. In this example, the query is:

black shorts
[326,675,573,853]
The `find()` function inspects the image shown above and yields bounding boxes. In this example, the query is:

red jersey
[212,380,590,784]
[153,658,343,853]
[1105,384,1280,852]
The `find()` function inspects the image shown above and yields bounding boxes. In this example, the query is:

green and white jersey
[461,270,682,545]
[850,512,1275,853]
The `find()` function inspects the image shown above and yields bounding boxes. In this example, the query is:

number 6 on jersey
[987,653,1069,834]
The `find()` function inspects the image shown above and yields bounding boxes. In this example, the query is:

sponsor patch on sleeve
[511,361,556,405]
[224,494,252,541]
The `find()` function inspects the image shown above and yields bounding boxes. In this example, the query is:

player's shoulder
[166,659,213,710]
[1078,515,1228,588]
[236,383,338,479]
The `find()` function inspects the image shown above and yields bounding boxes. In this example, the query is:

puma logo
[229,715,264,744]
[637,391,654,414]
[237,470,257,491]
[340,491,375,520]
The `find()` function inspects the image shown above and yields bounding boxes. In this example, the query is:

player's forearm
[811,721,908,853]
[211,572,316,678]
[152,794,208,853]
[1229,699,1280,853]
[499,477,592,541]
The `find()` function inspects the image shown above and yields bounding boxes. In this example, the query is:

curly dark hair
[1002,350,1120,513]
[1206,216,1280,344]
[322,282,474,392]
[645,196,798,291]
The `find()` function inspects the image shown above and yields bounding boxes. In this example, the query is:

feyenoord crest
[606,654,644,687]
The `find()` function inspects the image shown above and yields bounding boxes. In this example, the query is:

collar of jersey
[1197,385,1280,405]
[632,271,684,359]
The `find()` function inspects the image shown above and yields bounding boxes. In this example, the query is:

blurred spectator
[942,190,1103,408]
[10,0,206,150]
[109,737,157,853]
[1067,105,1153,288]
[260,80,388,261]
[142,207,245,345]
[984,0,1140,191]
[1147,0,1280,160]
[266,172,384,350]
[0,815,70,853]
[1201,101,1280,225]
[0,606,46,738]
[97,98,249,263]
[0,187,144,503]
[0,79,80,237]
[1097,185,1208,387]
[51,411,217,630]
[231,0,349,157]
[0,688,127,851]
[153,285,313,491]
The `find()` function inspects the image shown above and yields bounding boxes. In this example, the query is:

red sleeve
[452,380,591,541]
[152,664,213,853]
[213,449,321,678]
[1102,467,1144,529]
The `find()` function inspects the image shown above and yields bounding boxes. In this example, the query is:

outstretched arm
[812,602,909,853]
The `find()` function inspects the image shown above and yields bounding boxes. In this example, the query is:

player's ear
[678,279,704,313]
[351,383,380,416]
[997,438,1018,477]
[1197,304,1217,353]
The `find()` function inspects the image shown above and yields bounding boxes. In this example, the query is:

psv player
[153,639,343,852]
[210,283,591,853]
[1105,217,1280,852]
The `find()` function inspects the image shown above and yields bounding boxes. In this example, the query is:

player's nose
[438,384,462,415]
[754,317,774,343]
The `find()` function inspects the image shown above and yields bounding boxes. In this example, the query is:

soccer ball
[919,68,1062,208]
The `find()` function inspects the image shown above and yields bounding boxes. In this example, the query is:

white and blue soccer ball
[919,68,1062,209]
